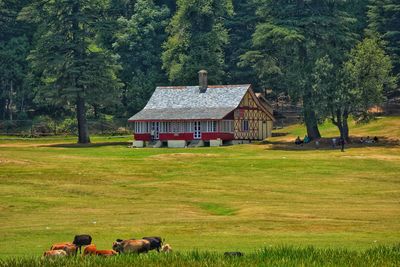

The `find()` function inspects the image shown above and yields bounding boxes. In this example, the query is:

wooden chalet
[128,70,275,147]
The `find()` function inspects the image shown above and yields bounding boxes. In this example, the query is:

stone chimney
[198,70,208,93]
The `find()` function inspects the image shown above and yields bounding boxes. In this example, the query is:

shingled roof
[128,85,251,121]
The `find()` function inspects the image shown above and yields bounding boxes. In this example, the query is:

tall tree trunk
[0,97,5,120]
[298,40,321,140]
[71,1,89,144]
[0,80,5,119]
[76,93,90,144]
[9,80,13,121]
[334,108,350,142]
[93,104,101,119]
[20,93,25,113]
[303,96,321,139]
[342,109,350,142]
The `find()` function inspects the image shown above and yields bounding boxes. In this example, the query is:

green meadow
[0,117,399,264]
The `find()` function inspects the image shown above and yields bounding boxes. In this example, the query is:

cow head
[112,241,123,253]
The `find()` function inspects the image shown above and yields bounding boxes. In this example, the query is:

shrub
[57,118,78,135]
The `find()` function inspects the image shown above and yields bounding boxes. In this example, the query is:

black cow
[142,236,163,252]
[224,251,244,257]
[73,234,92,254]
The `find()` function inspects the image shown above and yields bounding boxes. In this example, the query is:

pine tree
[114,0,170,115]
[0,36,30,120]
[0,0,33,120]
[162,0,233,84]
[22,0,121,143]
[368,0,400,86]
[155,0,176,12]
[225,0,259,86]
[344,0,369,38]
[241,0,356,139]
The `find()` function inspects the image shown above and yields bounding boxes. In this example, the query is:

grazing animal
[142,236,163,252]
[112,239,150,254]
[50,243,77,256]
[95,250,118,257]
[73,234,92,254]
[161,244,172,253]
[43,250,67,258]
[50,242,73,250]
[63,244,78,256]
[83,244,97,256]
[224,251,244,257]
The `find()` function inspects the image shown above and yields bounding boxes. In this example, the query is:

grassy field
[0,117,399,262]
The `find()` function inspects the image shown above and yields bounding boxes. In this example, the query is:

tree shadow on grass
[42,141,130,148]
[264,136,400,151]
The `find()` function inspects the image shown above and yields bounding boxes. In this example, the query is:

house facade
[128,71,274,148]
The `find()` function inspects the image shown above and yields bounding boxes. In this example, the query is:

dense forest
[0,0,399,143]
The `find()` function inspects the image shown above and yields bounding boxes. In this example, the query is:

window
[171,122,179,133]
[206,121,217,132]
[184,122,192,132]
[134,122,149,133]
[241,120,249,132]
[221,120,233,132]
[194,121,201,139]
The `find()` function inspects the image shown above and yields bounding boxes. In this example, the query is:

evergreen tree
[155,0,176,12]
[22,0,121,143]
[162,0,233,84]
[0,36,30,120]
[96,0,137,51]
[225,0,259,87]
[0,0,31,41]
[114,0,170,115]
[0,0,33,120]
[368,0,400,87]
[344,0,369,38]
[241,0,356,139]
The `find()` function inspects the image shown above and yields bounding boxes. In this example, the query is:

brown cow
[43,250,67,258]
[50,242,73,250]
[95,250,118,257]
[62,244,78,256]
[50,243,77,256]
[51,242,78,256]
[112,239,150,254]
[83,244,97,256]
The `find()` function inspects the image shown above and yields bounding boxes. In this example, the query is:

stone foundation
[167,140,187,148]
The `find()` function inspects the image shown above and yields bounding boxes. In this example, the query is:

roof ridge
[157,84,251,89]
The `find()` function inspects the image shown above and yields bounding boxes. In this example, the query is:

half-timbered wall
[233,91,272,140]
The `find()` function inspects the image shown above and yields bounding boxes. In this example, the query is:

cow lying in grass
[49,242,78,256]
[95,250,118,256]
[83,244,117,257]
[43,250,67,258]
[112,239,150,254]
[83,244,97,256]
